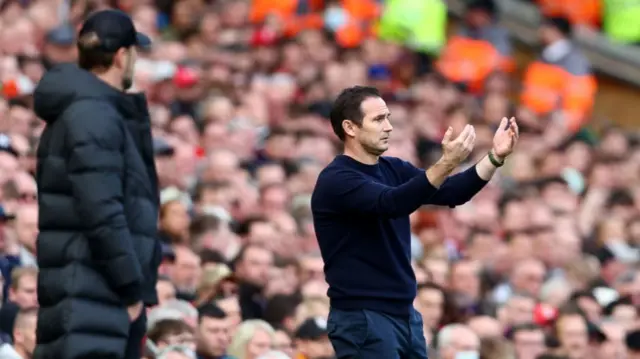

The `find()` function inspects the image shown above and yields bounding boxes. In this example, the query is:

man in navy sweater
[311,86,519,358]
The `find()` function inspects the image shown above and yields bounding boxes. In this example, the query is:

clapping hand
[442,124,476,165]
[492,117,519,159]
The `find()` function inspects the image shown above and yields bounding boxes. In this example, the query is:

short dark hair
[263,294,301,330]
[190,215,222,248]
[197,303,226,322]
[147,318,193,343]
[199,248,226,266]
[329,86,381,141]
[77,32,118,71]
[510,323,543,338]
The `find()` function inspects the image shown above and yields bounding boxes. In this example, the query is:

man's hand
[492,117,519,160]
[442,124,476,165]
[127,301,143,322]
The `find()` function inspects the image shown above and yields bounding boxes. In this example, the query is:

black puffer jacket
[33,64,162,359]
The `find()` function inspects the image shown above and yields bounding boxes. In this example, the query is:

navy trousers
[327,307,428,359]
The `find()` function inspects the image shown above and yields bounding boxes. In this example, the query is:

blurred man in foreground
[33,9,161,359]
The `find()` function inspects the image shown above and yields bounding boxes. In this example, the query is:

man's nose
[383,119,393,132]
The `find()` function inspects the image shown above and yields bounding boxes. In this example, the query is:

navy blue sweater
[311,155,488,316]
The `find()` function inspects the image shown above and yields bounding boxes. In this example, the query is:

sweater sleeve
[393,158,488,208]
[428,166,488,207]
[313,167,438,218]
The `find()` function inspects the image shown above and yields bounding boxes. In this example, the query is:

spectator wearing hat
[154,136,179,189]
[196,263,236,305]
[42,24,77,69]
[293,317,334,359]
[33,9,160,359]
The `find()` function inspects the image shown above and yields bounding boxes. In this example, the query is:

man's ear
[113,47,127,69]
[342,119,356,138]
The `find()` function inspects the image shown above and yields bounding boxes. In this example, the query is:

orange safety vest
[436,36,512,93]
[342,0,380,21]
[537,0,601,27]
[520,61,597,131]
[249,0,298,23]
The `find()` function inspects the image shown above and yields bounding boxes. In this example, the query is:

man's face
[416,288,443,330]
[215,296,242,333]
[346,97,393,156]
[197,316,229,356]
[158,330,196,352]
[502,200,528,232]
[237,247,273,287]
[120,47,137,90]
[422,259,449,288]
[557,315,589,359]
[442,328,480,359]
[467,232,498,262]
[15,206,38,252]
[14,314,37,356]
[155,155,178,186]
[450,261,480,300]
[156,279,176,306]
[171,247,202,293]
[0,152,19,186]
[513,329,546,359]
[611,304,638,330]
[299,256,325,283]
[541,183,578,213]
[11,275,38,308]
[8,106,34,137]
[512,260,545,297]
[505,296,535,327]
[296,337,335,359]
[598,322,625,359]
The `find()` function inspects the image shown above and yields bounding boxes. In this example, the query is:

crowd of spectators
[0,0,639,359]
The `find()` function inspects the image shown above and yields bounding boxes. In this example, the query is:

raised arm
[65,100,143,305]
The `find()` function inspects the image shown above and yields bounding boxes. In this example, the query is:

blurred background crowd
[0,0,640,359]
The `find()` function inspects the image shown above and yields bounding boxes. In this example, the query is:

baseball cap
[295,317,329,340]
[533,303,558,326]
[199,264,237,291]
[160,242,175,261]
[173,67,199,89]
[46,24,76,46]
[153,137,174,157]
[79,9,152,52]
